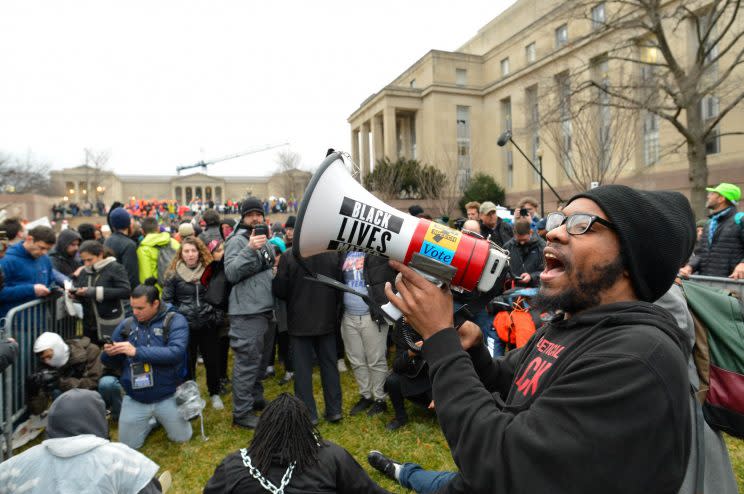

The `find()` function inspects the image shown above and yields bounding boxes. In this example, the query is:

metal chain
[240,449,295,494]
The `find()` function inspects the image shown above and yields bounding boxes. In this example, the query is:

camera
[519,208,529,217]
[102,335,114,345]
[252,224,268,236]
[28,368,60,391]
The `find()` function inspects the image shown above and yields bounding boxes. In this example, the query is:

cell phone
[519,208,529,217]
[102,336,114,345]
[253,224,268,236]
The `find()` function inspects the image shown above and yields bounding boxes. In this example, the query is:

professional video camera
[27,367,60,392]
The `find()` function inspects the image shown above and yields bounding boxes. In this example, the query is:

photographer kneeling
[100,280,192,449]
[27,332,103,416]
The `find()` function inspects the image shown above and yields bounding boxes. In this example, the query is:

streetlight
[536,147,544,218]
[497,130,564,209]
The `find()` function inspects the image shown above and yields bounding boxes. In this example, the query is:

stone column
[414,110,423,160]
[373,114,384,166]
[351,128,360,166]
[401,115,412,159]
[361,121,371,184]
[383,106,397,160]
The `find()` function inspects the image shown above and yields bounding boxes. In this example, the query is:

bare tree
[0,151,52,194]
[275,150,302,199]
[412,163,458,218]
[562,0,744,216]
[84,148,111,201]
[540,73,640,192]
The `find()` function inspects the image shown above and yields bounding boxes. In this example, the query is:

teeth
[545,253,557,259]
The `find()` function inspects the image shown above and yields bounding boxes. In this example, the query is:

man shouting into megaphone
[370,185,695,494]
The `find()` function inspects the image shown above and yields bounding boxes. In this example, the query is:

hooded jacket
[503,233,545,287]
[74,256,131,333]
[49,229,82,278]
[0,389,159,494]
[198,225,222,247]
[136,232,180,286]
[104,231,140,291]
[100,304,189,404]
[423,302,691,494]
[28,335,104,415]
[0,242,55,318]
[688,206,744,277]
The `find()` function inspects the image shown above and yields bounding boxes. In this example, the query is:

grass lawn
[20,356,744,493]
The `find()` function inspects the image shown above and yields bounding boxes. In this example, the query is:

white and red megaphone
[293,151,509,320]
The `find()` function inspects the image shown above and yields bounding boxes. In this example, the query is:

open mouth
[541,249,566,282]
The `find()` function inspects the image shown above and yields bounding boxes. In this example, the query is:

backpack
[493,298,536,351]
[156,242,177,284]
[681,279,744,438]
[122,312,187,379]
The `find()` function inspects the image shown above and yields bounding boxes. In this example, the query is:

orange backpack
[493,298,536,350]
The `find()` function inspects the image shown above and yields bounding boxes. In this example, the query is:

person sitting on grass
[203,393,392,494]
[0,389,164,494]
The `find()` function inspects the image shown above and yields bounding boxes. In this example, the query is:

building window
[556,72,573,176]
[592,57,611,171]
[456,106,471,185]
[555,24,568,49]
[78,181,88,198]
[410,79,416,88]
[702,95,720,155]
[526,42,536,64]
[501,98,513,188]
[195,186,203,200]
[66,181,75,195]
[175,186,183,203]
[185,187,193,203]
[643,112,660,165]
[525,85,540,183]
[456,68,467,86]
[501,58,510,77]
[591,3,606,30]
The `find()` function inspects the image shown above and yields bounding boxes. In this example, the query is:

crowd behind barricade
[0,182,741,493]
[50,195,299,220]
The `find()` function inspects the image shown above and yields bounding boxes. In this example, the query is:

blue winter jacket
[100,304,189,404]
[0,243,55,318]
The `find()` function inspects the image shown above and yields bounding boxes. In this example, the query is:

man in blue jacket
[100,281,192,449]
[0,225,56,319]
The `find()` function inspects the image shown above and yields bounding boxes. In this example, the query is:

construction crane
[176,142,289,175]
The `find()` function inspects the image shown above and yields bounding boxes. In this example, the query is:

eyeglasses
[545,212,616,235]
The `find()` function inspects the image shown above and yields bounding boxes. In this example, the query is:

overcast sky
[0,1,513,177]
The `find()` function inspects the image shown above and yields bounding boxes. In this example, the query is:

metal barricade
[0,297,80,461]
[687,274,744,300]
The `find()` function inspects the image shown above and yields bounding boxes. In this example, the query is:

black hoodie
[422,301,691,494]
[49,229,82,278]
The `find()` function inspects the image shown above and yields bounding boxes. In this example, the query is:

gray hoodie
[224,227,275,316]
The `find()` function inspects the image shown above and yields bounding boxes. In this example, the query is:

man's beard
[534,256,625,314]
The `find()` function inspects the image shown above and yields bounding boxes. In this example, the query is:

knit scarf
[176,261,205,283]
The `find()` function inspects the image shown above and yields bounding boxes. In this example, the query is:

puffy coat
[689,207,744,277]
[74,257,131,335]
[272,249,342,336]
[100,305,189,404]
[0,242,55,318]
[224,228,275,316]
[136,232,180,286]
[503,234,545,287]
[162,263,216,330]
[104,232,139,290]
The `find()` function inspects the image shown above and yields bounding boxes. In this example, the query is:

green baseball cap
[706,182,741,203]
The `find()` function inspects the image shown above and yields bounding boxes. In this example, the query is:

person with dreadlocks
[203,393,392,494]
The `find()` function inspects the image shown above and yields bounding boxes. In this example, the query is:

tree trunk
[686,105,709,220]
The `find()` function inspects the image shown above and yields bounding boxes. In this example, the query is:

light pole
[536,147,544,218]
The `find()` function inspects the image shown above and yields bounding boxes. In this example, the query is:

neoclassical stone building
[50,166,311,205]
[348,0,744,209]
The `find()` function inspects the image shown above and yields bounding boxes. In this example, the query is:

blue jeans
[454,302,504,357]
[399,463,458,493]
[98,376,123,419]
[118,394,192,449]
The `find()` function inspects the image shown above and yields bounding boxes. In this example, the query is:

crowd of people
[0,180,742,493]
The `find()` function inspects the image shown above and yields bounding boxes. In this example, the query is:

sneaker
[325,412,343,423]
[211,395,224,410]
[233,414,259,429]
[368,450,401,481]
[337,358,348,372]
[350,396,374,416]
[279,371,294,385]
[386,416,408,431]
[367,399,387,416]
[158,471,172,493]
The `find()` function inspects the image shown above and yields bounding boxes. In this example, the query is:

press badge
[131,362,154,389]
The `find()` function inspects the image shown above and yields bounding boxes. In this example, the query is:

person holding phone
[224,197,276,429]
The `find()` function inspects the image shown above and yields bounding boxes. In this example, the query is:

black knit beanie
[240,197,264,218]
[568,185,695,302]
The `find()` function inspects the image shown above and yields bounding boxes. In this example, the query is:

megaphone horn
[294,151,509,295]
